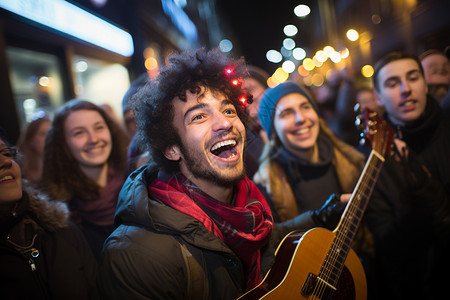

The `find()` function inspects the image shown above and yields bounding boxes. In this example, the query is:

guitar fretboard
[319,150,384,288]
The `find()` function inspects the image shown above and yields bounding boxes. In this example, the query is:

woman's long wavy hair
[41,99,129,202]
[133,47,251,173]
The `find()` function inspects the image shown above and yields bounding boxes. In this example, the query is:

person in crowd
[253,81,376,296]
[243,65,270,178]
[355,86,384,115]
[0,126,98,300]
[365,50,450,299]
[40,99,129,260]
[16,111,51,184]
[97,48,274,299]
[310,65,361,147]
[419,49,450,103]
[121,72,151,174]
[122,72,150,139]
[254,81,368,242]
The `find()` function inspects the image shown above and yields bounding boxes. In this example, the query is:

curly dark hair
[41,99,129,202]
[132,47,251,172]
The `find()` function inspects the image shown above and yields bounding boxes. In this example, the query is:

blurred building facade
[0,0,227,143]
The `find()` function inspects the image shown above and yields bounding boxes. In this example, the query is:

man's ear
[374,90,384,106]
[164,145,182,161]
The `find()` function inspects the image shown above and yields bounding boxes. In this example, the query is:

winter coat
[365,96,450,299]
[253,119,368,242]
[98,165,274,300]
[0,187,98,300]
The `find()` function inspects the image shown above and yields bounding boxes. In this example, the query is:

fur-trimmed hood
[24,185,69,232]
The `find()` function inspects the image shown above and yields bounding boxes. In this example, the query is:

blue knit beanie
[258,81,318,137]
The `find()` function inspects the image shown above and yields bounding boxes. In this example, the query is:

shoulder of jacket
[25,186,69,232]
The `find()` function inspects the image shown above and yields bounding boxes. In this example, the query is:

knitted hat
[258,81,317,137]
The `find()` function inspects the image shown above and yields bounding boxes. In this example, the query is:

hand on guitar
[311,193,350,230]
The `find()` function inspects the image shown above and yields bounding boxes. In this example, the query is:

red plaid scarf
[148,171,273,290]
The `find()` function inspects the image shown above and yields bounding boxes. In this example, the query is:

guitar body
[240,228,367,300]
[239,111,393,300]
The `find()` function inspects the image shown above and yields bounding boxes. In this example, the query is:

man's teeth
[0,175,13,182]
[402,100,415,106]
[211,139,236,151]
[295,128,310,135]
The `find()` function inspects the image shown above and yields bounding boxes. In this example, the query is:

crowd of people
[1,44,450,300]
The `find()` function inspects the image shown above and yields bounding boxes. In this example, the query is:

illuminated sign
[0,0,134,57]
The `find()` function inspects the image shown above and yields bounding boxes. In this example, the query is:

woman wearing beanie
[253,81,375,295]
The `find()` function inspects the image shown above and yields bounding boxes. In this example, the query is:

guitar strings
[311,151,383,299]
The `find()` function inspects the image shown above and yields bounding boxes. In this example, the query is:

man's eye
[224,108,236,115]
[192,114,205,121]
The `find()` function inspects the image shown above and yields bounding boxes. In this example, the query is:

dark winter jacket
[98,165,274,300]
[365,96,450,299]
[253,119,367,245]
[0,187,98,300]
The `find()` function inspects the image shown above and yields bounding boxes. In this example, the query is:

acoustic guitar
[239,110,394,300]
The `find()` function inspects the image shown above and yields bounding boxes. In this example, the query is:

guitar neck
[320,149,385,286]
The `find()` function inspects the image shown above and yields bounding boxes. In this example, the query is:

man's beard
[178,141,246,188]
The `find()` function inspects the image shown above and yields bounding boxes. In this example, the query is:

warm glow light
[323,46,335,56]
[297,65,309,76]
[312,73,324,87]
[145,57,158,70]
[273,67,289,83]
[312,56,323,67]
[340,48,350,59]
[361,65,374,78]
[39,76,50,87]
[330,52,341,63]
[315,50,327,63]
[347,29,359,41]
[303,58,315,71]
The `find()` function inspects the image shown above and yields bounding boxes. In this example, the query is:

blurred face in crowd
[243,77,266,119]
[421,53,450,86]
[0,138,22,203]
[64,110,112,170]
[356,89,384,114]
[123,110,137,137]
[274,92,320,159]
[165,87,246,189]
[29,120,51,156]
[375,58,428,126]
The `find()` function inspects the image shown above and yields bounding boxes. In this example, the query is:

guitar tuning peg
[354,103,361,113]
[355,115,363,130]
[359,138,366,146]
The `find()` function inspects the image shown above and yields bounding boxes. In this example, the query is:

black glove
[311,193,347,229]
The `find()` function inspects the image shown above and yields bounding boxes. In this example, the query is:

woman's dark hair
[372,51,424,92]
[41,99,129,201]
[133,47,251,172]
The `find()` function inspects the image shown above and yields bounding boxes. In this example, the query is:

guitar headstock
[356,109,395,157]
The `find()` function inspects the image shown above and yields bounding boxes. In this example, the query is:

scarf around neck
[148,171,273,290]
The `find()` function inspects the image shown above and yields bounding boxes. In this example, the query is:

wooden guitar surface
[239,228,366,299]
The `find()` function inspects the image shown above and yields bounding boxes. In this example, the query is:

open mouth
[210,139,238,159]
[294,127,310,135]
[0,175,13,183]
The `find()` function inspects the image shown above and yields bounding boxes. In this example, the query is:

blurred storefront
[0,0,225,143]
